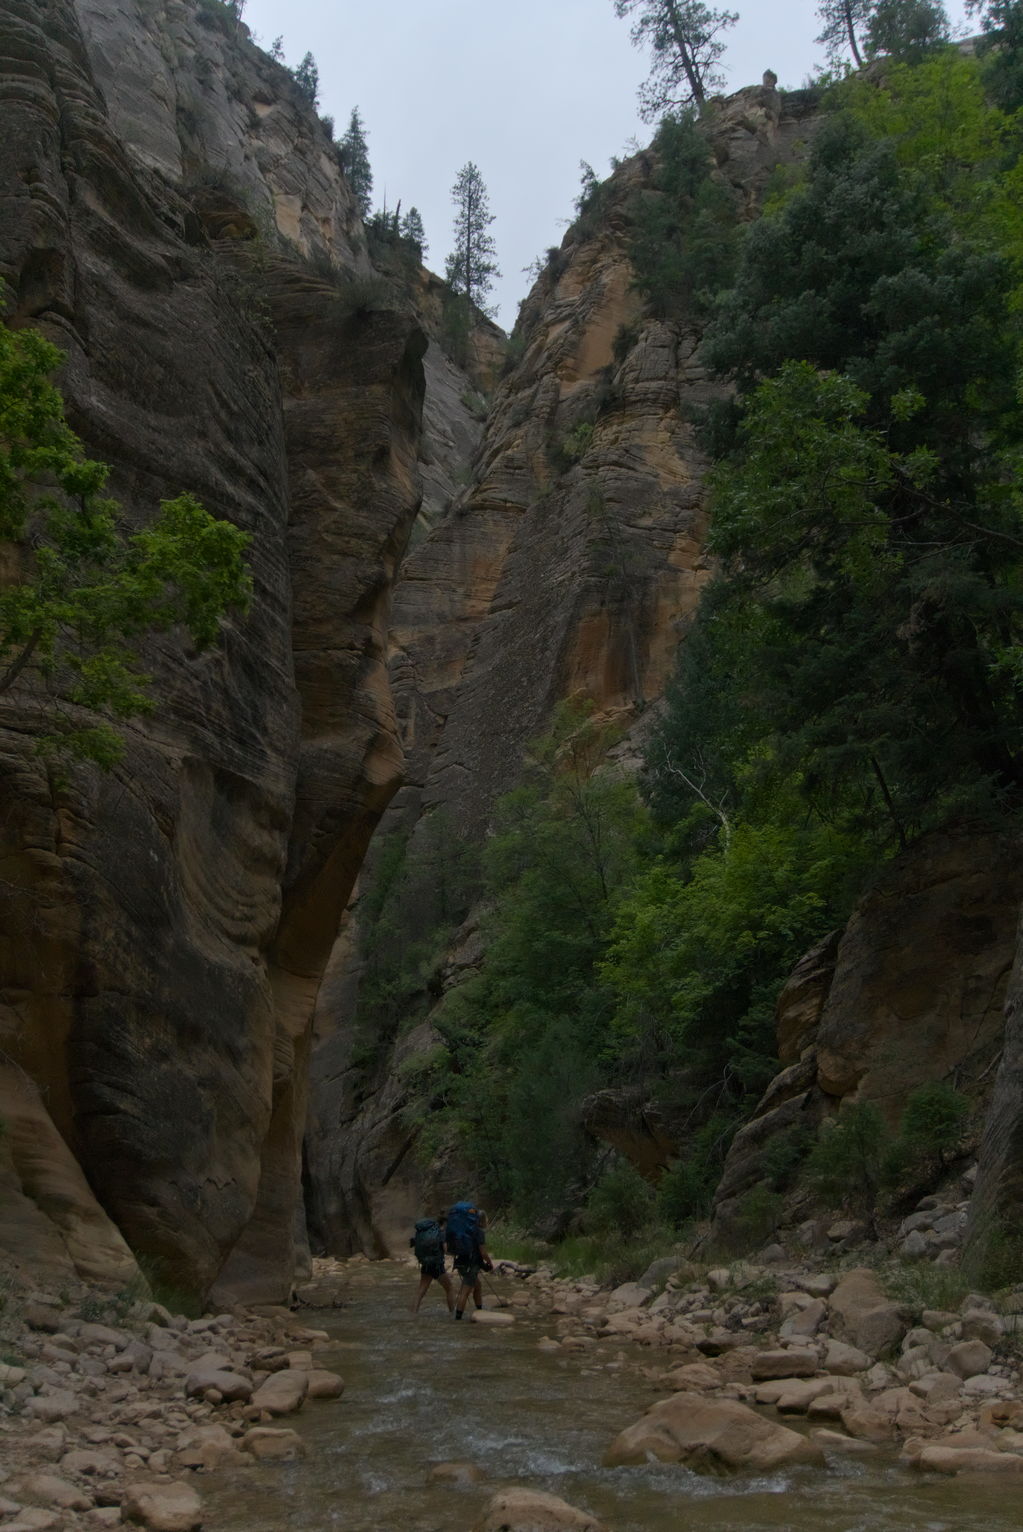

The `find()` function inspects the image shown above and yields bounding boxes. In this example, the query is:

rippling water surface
[204,1263,1022,1531]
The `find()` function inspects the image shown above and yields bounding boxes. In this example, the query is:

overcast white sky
[241,0,973,327]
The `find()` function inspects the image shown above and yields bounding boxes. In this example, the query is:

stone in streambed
[917,1445,1023,1475]
[604,1391,824,1473]
[473,1488,607,1530]
[120,1481,203,1532]
[249,1370,308,1415]
[750,1348,817,1381]
[427,1461,485,1485]
[469,1309,515,1326]
[305,1368,345,1398]
[184,1368,252,1402]
[241,1428,306,1462]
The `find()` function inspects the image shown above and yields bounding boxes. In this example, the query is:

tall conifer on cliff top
[446,163,500,317]
[613,0,738,114]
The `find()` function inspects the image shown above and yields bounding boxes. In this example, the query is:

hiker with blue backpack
[410,1212,454,1315]
[446,1201,493,1320]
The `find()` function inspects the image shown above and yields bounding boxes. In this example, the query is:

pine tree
[293,52,319,106]
[400,207,428,258]
[340,108,372,218]
[815,0,872,65]
[865,0,950,59]
[446,162,500,316]
[613,0,739,115]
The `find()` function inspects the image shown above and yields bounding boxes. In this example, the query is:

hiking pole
[481,1270,508,1309]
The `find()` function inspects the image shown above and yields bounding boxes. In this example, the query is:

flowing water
[205,1263,1023,1531]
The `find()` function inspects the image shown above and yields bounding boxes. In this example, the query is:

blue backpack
[445,1201,481,1260]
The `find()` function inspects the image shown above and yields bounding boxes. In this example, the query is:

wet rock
[427,1462,485,1486]
[473,1488,607,1531]
[811,1428,879,1455]
[249,1371,308,1415]
[306,1369,345,1399]
[604,1392,824,1473]
[174,1424,247,1472]
[917,1446,1023,1475]
[121,1481,203,1532]
[241,1428,307,1462]
[469,1310,515,1326]
[184,1368,252,1402]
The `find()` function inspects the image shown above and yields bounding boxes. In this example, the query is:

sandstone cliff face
[307,83,823,1254]
[965,912,1023,1276]
[714,829,1023,1241]
[0,0,429,1300]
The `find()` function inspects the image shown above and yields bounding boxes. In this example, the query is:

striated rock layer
[0,0,431,1300]
[306,83,823,1254]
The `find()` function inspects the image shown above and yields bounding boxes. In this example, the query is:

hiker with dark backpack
[410,1213,454,1315]
[446,1201,493,1320]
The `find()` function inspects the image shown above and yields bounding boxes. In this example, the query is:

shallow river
[204,1263,1022,1531]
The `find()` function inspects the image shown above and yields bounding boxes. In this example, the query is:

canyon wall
[306,82,825,1256]
[0,0,452,1302]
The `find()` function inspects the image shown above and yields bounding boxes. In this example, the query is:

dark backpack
[412,1218,445,1265]
[445,1201,481,1260]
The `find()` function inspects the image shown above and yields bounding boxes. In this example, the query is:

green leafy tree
[805,1102,894,1226]
[446,162,501,317]
[613,0,739,115]
[0,308,251,765]
[816,0,872,66]
[339,107,372,218]
[292,51,319,105]
[865,0,951,59]
[967,0,1023,110]
[627,113,738,318]
[400,206,428,257]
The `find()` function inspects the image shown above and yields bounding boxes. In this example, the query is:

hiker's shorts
[454,1258,482,1288]
[419,1260,446,1280]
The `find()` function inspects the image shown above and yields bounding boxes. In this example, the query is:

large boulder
[250,1370,308,1415]
[120,1482,203,1532]
[603,1391,825,1473]
[828,1269,907,1358]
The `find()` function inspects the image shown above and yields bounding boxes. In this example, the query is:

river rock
[241,1428,307,1462]
[427,1462,485,1485]
[473,1488,607,1531]
[249,1371,308,1415]
[811,1428,879,1454]
[917,1445,1023,1475]
[828,1269,907,1357]
[20,1474,92,1512]
[184,1368,252,1402]
[175,1424,246,1471]
[5,1512,62,1532]
[823,1339,871,1375]
[26,1390,78,1423]
[946,1340,993,1379]
[78,1324,129,1350]
[751,1348,818,1381]
[603,1391,825,1473]
[306,1369,345,1399]
[120,1482,203,1532]
[607,1283,652,1312]
[470,1310,515,1326]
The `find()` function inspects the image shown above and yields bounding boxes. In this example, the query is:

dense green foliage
[627,115,738,318]
[0,308,251,765]
[392,36,1023,1244]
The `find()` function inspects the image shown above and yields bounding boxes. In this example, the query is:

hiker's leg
[472,1277,483,1310]
[411,1272,431,1314]
[440,1272,455,1312]
[454,1277,472,1316]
